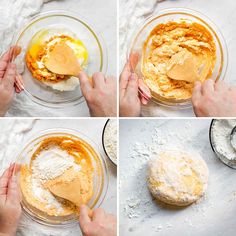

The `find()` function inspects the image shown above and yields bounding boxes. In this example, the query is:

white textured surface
[119,119,236,236]
[119,0,236,117]
[0,119,117,236]
[0,0,116,117]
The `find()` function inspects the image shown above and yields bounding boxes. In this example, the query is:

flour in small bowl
[211,119,236,161]
[103,119,117,164]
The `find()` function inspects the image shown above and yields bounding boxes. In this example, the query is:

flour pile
[32,147,81,182]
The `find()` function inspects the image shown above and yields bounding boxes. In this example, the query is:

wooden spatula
[45,42,81,76]
[47,175,82,208]
[167,51,199,83]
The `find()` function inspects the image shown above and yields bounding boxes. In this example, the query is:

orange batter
[142,21,216,100]
[20,136,95,217]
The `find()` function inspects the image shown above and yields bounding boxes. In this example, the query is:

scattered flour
[120,120,214,233]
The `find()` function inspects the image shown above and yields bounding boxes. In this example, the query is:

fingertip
[79,205,91,226]
[77,71,92,92]
[129,52,139,71]
[92,72,104,78]
[14,45,22,56]
[193,80,202,93]
[141,96,148,105]
[78,71,87,80]
[80,204,87,211]
[194,80,201,87]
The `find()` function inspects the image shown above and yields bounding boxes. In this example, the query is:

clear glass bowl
[12,11,107,108]
[128,8,228,109]
[14,128,109,226]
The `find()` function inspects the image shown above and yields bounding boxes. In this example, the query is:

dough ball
[147,150,209,206]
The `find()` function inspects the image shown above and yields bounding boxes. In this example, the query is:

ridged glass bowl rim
[12,10,108,108]
[14,128,109,227]
[127,7,228,110]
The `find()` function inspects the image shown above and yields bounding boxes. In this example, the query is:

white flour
[30,146,81,212]
[211,119,236,161]
[32,147,81,182]
[120,120,214,233]
[104,119,117,163]
[0,119,82,236]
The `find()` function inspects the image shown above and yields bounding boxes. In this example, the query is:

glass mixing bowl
[12,11,107,108]
[14,128,109,226]
[128,8,228,109]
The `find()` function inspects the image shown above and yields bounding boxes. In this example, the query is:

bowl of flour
[15,128,109,226]
[102,119,117,165]
[210,119,236,169]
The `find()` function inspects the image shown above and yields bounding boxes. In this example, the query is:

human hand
[0,164,22,236]
[0,46,24,116]
[79,205,116,236]
[192,79,236,117]
[78,72,117,117]
[119,53,151,117]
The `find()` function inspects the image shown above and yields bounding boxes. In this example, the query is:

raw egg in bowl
[13,11,107,108]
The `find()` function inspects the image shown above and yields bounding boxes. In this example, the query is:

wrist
[0,233,15,236]
[0,110,6,117]
[0,225,17,236]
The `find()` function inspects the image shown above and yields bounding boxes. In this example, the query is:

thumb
[79,205,91,230]
[78,71,92,96]
[125,73,139,98]
[192,81,202,100]
[7,174,21,205]
[2,63,16,89]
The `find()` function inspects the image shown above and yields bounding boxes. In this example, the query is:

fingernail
[142,97,148,105]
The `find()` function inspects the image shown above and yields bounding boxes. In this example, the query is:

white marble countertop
[120,0,236,117]
[7,0,117,117]
[0,118,117,236]
[119,119,236,236]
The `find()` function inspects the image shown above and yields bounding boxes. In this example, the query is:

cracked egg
[25,29,88,91]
